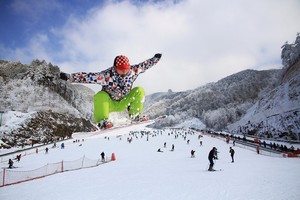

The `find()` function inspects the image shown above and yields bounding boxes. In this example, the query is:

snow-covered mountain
[228,61,300,140]
[144,61,300,141]
[0,55,299,148]
[0,60,97,148]
[144,69,282,128]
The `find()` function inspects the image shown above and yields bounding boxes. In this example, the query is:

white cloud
[2,34,52,63]
[4,0,300,94]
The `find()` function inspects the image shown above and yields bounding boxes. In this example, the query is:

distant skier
[171,144,175,151]
[62,53,162,129]
[157,148,163,152]
[101,152,105,162]
[256,146,260,154]
[8,159,14,169]
[191,150,195,158]
[229,147,235,163]
[208,147,217,171]
[16,154,21,162]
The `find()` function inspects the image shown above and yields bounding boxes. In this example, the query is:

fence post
[2,168,6,187]
[82,155,85,168]
[61,160,64,172]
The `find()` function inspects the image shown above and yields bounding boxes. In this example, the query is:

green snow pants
[93,87,145,122]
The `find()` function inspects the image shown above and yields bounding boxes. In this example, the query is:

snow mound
[174,117,206,130]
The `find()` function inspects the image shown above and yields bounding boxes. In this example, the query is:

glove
[60,72,70,81]
[154,53,162,59]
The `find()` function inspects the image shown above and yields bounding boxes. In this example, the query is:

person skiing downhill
[208,147,217,171]
[229,147,235,163]
[63,53,162,129]
[8,158,14,168]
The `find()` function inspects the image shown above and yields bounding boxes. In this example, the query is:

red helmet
[114,55,130,70]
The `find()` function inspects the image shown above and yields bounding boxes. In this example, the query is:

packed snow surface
[1,123,300,200]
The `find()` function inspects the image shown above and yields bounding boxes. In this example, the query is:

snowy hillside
[1,47,299,149]
[1,124,299,200]
[144,62,300,141]
[0,60,97,147]
[144,69,282,128]
[0,60,94,118]
[228,61,300,141]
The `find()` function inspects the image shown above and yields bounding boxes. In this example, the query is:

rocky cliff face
[0,60,96,148]
[227,60,300,141]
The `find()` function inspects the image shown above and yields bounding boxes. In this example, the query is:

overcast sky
[1,0,300,95]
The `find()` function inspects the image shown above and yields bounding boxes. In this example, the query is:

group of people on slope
[208,146,235,171]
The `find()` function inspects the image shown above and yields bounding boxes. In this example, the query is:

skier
[157,148,163,152]
[8,158,14,169]
[229,147,235,163]
[101,152,105,162]
[208,147,217,171]
[171,144,175,151]
[62,53,162,129]
[191,150,195,158]
[16,154,21,162]
[256,146,260,154]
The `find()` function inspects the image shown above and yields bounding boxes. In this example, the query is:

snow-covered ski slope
[72,120,154,139]
[1,123,300,200]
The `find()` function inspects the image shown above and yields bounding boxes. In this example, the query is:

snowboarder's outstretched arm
[60,71,107,85]
[67,71,108,85]
[131,53,162,74]
[60,53,162,84]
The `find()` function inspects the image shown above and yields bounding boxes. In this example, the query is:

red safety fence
[0,154,115,187]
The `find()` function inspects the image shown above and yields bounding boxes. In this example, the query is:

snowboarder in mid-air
[208,147,217,171]
[62,53,162,129]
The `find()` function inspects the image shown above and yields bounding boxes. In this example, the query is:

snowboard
[100,119,153,131]
[72,119,154,138]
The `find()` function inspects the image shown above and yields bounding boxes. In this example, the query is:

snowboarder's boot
[98,119,113,129]
[140,116,149,122]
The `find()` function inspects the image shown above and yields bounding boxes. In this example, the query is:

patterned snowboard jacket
[70,55,161,100]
